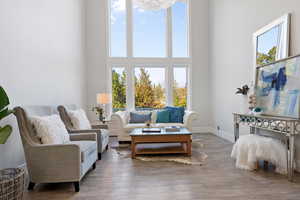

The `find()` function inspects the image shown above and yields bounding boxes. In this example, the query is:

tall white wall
[85,0,211,130]
[209,0,300,166]
[0,0,86,169]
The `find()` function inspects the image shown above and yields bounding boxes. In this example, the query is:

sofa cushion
[30,115,70,144]
[165,106,185,123]
[156,110,170,123]
[129,112,152,123]
[69,141,97,163]
[68,109,92,130]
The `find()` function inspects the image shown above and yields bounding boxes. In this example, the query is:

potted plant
[92,105,105,123]
[0,86,25,200]
[235,84,250,114]
[0,86,13,144]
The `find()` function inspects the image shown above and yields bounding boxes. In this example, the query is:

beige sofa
[108,110,198,141]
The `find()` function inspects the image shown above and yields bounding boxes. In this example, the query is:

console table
[233,113,300,181]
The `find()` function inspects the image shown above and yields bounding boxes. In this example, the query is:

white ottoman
[231,134,287,174]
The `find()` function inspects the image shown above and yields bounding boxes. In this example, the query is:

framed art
[255,55,300,118]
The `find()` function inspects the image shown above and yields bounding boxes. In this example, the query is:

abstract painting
[255,55,300,118]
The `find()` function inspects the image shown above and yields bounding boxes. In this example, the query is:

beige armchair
[57,105,109,160]
[14,106,98,192]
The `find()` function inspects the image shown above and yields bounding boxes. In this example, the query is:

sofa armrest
[28,144,81,182]
[70,133,97,141]
[69,129,100,134]
[183,111,198,130]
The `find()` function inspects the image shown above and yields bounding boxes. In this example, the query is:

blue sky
[110,0,187,57]
[257,25,280,55]
[111,0,188,87]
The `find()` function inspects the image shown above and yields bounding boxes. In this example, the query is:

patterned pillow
[30,115,70,144]
[68,109,92,129]
[165,106,185,123]
[129,112,152,123]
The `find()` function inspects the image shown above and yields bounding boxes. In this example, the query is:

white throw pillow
[30,115,70,144]
[67,109,91,130]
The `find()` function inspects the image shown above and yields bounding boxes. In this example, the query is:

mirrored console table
[233,113,300,181]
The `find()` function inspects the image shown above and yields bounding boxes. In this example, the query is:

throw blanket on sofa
[231,134,287,174]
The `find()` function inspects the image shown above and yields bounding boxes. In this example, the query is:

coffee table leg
[131,138,136,159]
[187,139,192,156]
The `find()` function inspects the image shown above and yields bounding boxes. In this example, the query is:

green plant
[235,85,249,95]
[92,105,104,122]
[0,86,13,144]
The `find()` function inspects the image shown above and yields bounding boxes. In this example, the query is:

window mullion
[127,0,133,58]
[167,7,172,58]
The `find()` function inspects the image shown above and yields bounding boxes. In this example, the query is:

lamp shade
[97,93,110,104]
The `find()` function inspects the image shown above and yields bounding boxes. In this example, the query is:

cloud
[112,0,126,12]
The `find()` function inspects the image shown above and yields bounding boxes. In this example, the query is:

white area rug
[111,139,207,165]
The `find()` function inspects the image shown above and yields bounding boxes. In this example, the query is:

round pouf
[0,168,25,200]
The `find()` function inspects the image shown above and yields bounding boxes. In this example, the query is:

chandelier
[133,0,185,11]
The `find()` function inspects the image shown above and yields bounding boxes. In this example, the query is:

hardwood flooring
[24,133,300,200]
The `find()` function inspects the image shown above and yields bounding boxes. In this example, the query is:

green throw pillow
[156,110,170,123]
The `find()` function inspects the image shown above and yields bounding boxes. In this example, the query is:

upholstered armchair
[14,106,98,192]
[57,105,109,160]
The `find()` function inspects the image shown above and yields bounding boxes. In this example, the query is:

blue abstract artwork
[255,55,300,118]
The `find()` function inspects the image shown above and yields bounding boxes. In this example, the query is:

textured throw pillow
[68,109,92,129]
[30,115,70,144]
[129,112,152,123]
[165,106,185,123]
[156,110,170,123]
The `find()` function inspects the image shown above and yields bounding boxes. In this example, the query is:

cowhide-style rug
[111,139,208,165]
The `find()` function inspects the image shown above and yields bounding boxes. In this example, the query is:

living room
[1,0,300,199]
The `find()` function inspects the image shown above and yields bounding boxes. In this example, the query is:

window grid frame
[107,0,192,113]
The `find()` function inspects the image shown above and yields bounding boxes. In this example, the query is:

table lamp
[96,93,110,122]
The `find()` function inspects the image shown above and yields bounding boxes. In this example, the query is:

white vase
[239,95,249,114]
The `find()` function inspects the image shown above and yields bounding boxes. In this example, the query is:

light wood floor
[24,133,300,200]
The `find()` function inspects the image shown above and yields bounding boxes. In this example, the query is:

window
[135,67,166,109]
[111,67,126,112]
[110,0,127,57]
[133,7,167,57]
[173,66,187,107]
[172,2,188,57]
[108,0,191,111]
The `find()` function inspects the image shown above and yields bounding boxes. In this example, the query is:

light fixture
[133,0,186,11]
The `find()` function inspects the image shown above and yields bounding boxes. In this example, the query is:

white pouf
[231,134,287,174]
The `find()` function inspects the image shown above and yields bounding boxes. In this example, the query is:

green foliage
[173,81,187,107]
[112,70,126,110]
[257,46,277,66]
[0,86,13,144]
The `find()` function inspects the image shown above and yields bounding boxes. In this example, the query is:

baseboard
[208,127,235,143]
[192,126,214,133]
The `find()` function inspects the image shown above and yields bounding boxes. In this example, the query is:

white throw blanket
[231,134,287,174]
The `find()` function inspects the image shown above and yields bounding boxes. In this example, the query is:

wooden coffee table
[130,128,192,158]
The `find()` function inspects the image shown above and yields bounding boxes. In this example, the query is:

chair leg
[93,162,96,170]
[73,182,80,192]
[28,182,35,190]
[98,153,102,160]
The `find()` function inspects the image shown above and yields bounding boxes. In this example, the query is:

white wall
[85,0,211,130]
[0,0,86,169]
[209,0,300,166]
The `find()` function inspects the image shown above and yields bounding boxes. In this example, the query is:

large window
[108,0,191,111]
[133,8,167,57]
[135,67,166,109]
[173,66,188,107]
[112,67,126,112]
